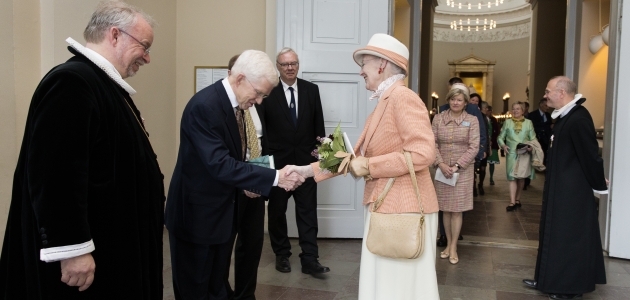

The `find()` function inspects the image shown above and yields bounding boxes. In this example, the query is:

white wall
[0,0,17,250]
[607,0,630,259]
[578,0,610,129]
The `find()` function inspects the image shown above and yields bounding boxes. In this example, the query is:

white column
[604,0,630,259]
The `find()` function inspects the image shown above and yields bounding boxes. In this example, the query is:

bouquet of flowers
[311,123,354,175]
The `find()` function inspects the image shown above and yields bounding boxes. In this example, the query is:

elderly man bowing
[0,1,164,299]
[165,50,305,300]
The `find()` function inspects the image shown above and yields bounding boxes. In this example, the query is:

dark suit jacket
[165,80,276,245]
[260,78,325,168]
[439,103,487,160]
[528,109,552,148]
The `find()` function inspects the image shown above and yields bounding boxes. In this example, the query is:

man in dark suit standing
[263,48,329,275]
[165,50,305,300]
[527,98,552,164]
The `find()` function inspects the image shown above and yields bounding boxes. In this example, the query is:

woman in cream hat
[289,33,440,299]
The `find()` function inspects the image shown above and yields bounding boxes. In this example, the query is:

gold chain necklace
[121,97,151,143]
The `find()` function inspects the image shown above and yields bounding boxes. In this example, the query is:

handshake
[277,156,371,191]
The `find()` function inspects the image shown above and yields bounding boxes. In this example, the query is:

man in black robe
[0,2,165,299]
[523,76,607,300]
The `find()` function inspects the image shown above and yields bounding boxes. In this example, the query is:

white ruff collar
[66,37,136,96]
[370,74,406,101]
[551,93,582,119]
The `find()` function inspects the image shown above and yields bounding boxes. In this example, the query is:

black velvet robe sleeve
[569,112,607,191]
[28,65,98,249]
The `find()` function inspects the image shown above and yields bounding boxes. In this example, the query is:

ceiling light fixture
[445,0,504,10]
[588,0,610,54]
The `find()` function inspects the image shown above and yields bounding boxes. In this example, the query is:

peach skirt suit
[311,81,440,300]
[432,110,480,212]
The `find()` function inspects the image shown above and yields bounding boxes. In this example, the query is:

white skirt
[358,206,439,300]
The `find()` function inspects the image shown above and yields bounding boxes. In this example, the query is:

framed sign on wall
[194,66,229,93]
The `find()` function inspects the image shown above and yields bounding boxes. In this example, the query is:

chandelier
[450,18,497,31]
[445,0,505,9]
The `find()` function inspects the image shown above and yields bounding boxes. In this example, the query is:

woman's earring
[378,68,382,74]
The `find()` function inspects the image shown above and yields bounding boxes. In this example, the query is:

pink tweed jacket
[310,81,439,214]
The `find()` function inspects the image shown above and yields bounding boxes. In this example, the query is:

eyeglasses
[278,62,299,68]
[245,77,268,99]
[119,29,151,55]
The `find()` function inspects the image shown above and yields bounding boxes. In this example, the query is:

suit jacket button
[39,228,46,234]
[42,240,48,246]
[41,234,47,240]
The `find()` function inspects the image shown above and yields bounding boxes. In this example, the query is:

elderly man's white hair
[84,0,156,43]
[231,50,279,87]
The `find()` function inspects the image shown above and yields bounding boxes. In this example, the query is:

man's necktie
[542,111,547,123]
[244,109,261,160]
[235,108,246,160]
[288,87,297,127]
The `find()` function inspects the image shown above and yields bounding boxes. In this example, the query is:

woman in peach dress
[290,33,439,300]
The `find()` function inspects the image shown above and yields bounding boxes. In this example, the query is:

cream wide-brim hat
[353,33,409,74]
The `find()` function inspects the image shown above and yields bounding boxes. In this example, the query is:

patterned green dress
[497,118,536,180]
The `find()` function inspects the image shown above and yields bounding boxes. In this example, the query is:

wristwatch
[455,163,461,170]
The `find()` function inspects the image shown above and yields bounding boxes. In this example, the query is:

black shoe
[478,184,485,195]
[458,235,463,241]
[301,260,330,274]
[522,279,537,288]
[506,204,516,211]
[490,180,495,185]
[275,256,291,273]
[515,200,522,208]
[549,294,582,299]
[473,187,478,197]
[437,235,447,247]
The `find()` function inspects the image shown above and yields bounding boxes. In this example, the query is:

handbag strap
[371,151,425,216]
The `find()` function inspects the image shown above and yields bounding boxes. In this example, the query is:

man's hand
[285,165,315,178]
[278,165,306,191]
[60,253,95,292]
[244,190,261,198]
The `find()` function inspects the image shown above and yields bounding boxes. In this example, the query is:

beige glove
[349,156,370,178]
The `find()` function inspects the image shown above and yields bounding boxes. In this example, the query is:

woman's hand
[502,145,510,153]
[527,146,533,152]
[438,163,453,179]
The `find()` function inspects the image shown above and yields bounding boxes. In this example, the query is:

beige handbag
[366,151,425,259]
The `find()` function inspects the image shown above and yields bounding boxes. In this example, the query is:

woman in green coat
[498,102,536,211]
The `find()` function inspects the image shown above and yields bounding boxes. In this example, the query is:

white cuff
[40,239,95,262]
[273,170,279,186]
